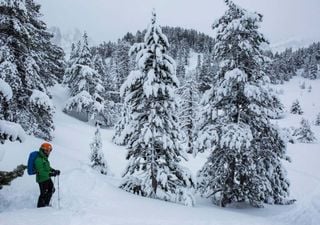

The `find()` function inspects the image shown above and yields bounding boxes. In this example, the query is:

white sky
[39,0,320,44]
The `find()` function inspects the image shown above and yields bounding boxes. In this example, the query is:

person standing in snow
[35,143,60,208]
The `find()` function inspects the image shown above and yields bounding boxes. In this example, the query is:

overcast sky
[39,0,320,44]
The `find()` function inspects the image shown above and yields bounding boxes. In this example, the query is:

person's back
[34,142,60,208]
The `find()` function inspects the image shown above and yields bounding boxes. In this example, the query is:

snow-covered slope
[270,37,320,53]
[0,76,319,225]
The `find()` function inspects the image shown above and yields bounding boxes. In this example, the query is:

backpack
[27,151,39,175]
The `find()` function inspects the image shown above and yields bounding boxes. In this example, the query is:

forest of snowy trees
[1,0,320,207]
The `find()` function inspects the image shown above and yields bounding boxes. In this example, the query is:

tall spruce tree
[64,32,106,124]
[176,74,200,155]
[0,0,64,140]
[119,11,195,206]
[196,0,291,207]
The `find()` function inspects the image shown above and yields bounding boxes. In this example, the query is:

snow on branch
[30,90,54,111]
[0,79,13,101]
[220,123,253,151]
[0,120,26,143]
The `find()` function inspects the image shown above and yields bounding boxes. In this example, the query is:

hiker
[34,142,60,208]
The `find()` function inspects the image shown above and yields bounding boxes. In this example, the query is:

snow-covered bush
[293,118,317,143]
[290,100,303,115]
[90,125,109,175]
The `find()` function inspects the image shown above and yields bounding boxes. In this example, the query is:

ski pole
[57,175,60,209]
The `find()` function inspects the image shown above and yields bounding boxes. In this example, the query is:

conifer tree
[90,125,109,175]
[196,0,291,207]
[290,100,303,115]
[111,41,131,102]
[176,74,200,154]
[198,52,214,93]
[64,32,106,124]
[315,113,320,126]
[308,56,318,80]
[0,0,64,140]
[112,102,133,145]
[293,118,317,143]
[119,11,195,206]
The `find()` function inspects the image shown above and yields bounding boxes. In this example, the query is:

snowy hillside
[270,37,320,53]
[0,75,319,225]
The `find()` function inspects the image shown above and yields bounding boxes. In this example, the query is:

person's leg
[44,179,55,206]
[37,181,47,208]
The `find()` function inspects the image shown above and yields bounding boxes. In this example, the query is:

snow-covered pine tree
[64,32,105,124]
[91,53,116,125]
[0,0,64,140]
[112,102,133,146]
[290,99,303,115]
[90,125,109,175]
[293,118,317,143]
[315,113,320,126]
[120,11,195,206]
[25,0,65,85]
[176,74,200,155]
[196,0,291,207]
[111,41,131,102]
[176,55,186,83]
[307,56,318,80]
[92,53,107,82]
[68,41,81,67]
[198,52,214,93]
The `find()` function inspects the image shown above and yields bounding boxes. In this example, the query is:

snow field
[0,76,319,224]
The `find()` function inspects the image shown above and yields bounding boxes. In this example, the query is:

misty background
[40,0,320,45]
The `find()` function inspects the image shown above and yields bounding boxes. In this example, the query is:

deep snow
[0,76,319,225]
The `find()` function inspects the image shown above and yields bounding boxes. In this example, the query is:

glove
[49,169,60,177]
[55,170,61,176]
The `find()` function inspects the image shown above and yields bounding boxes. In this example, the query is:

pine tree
[308,56,318,80]
[176,55,186,83]
[0,0,64,140]
[64,32,105,124]
[198,52,214,93]
[196,0,291,207]
[119,11,195,206]
[176,74,200,154]
[90,125,109,175]
[111,41,131,102]
[290,100,303,115]
[315,113,320,126]
[112,102,134,146]
[293,118,317,143]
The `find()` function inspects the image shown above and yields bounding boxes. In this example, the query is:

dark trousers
[37,179,55,208]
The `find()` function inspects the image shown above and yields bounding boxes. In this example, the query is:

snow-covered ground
[0,76,319,225]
